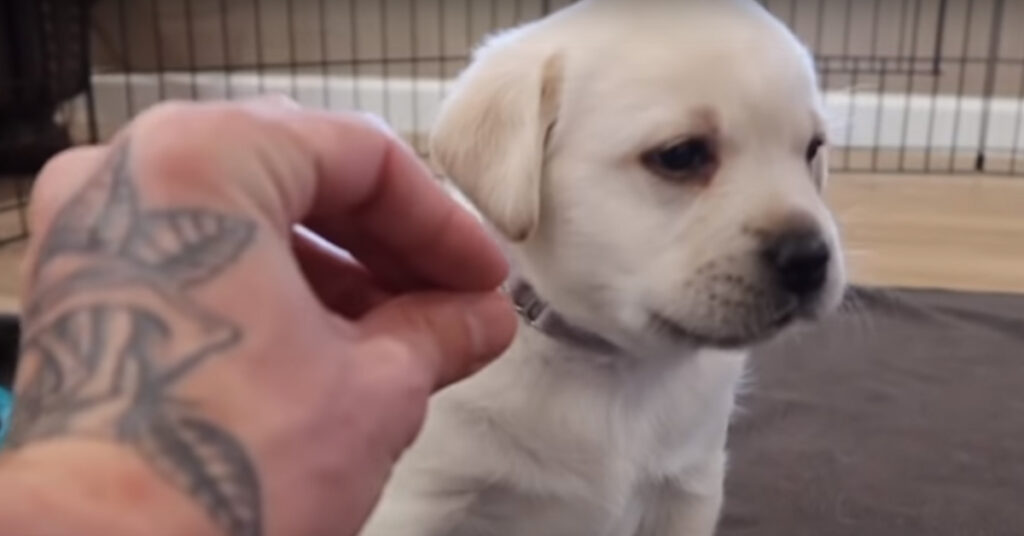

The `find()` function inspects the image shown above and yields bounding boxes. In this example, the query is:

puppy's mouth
[647,307,798,350]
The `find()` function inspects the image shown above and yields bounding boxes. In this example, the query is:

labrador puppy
[360,1,846,534]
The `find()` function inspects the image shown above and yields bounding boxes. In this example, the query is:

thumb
[357,291,517,390]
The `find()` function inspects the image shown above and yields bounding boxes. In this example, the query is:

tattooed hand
[0,100,517,536]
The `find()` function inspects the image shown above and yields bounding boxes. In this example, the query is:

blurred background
[2,0,1023,302]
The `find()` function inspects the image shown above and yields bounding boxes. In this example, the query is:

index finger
[283,111,508,292]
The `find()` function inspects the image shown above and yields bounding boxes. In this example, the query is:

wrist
[0,440,218,536]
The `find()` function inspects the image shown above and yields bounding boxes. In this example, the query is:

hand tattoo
[8,143,262,536]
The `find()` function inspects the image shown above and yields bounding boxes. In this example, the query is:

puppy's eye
[805,136,825,163]
[644,138,716,180]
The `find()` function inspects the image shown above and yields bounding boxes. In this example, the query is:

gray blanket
[722,288,1024,536]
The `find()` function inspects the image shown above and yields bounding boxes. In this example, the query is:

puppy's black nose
[763,229,831,298]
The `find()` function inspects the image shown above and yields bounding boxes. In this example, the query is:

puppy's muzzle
[761,227,832,305]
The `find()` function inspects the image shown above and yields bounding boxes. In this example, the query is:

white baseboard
[68,72,1024,157]
[825,91,1024,155]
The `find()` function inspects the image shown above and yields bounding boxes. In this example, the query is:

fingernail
[465,292,516,361]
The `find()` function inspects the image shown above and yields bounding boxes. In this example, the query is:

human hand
[0,99,517,536]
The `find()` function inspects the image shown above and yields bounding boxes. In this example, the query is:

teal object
[0,387,11,449]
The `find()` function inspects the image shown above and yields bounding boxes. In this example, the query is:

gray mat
[722,287,1024,536]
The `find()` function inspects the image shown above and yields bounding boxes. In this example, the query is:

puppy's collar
[506,279,622,355]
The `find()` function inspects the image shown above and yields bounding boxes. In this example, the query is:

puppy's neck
[496,232,717,366]
[504,271,714,373]
[506,277,623,356]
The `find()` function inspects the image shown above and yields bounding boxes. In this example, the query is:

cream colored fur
[360,1,845,535]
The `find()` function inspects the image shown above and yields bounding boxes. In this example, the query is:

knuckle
[29,146,106,227]
[359,338,434,404]
[135,101,264,151]
[131,103,209,172]
[130,102,271,189]
[352,111,393,135]
[347,337,433,448]
[131,100,201,134]
[250,93,301,109]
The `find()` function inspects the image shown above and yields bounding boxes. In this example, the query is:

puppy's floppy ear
[429,34,563,241]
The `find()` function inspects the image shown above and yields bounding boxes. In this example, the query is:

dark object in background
[0,314,13,446]
[0,314,15,448]
[0,0,95,174]
[0,314,17,388]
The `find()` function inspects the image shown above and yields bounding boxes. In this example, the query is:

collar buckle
[505,278,621,355]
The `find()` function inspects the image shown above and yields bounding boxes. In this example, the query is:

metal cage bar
[4,0,1024,249]
[76,0,1022,178]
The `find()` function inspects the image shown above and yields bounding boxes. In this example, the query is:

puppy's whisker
[839,287,879,339]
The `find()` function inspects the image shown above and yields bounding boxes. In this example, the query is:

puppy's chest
[461,348,744,498]
[436,356,741,536]
[534,376,730,486]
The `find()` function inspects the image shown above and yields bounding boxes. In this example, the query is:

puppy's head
[431,0,846,352]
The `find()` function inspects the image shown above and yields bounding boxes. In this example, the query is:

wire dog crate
[2,0,1024,247]
[0,0,95,246]
[84,0,1024,174]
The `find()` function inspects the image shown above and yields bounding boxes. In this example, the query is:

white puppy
[361,1,846,535]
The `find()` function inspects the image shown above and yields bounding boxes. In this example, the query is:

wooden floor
[828,173,1024,294]
[1,172,1022,312]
